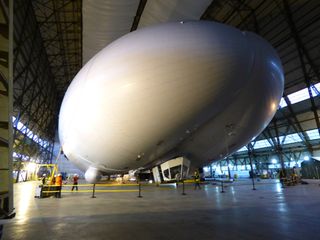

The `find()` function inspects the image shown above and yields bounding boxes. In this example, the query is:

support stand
[137,183,142,198]
[251,175,256,190]
[91,184,96,198]
[182,180,186,195]
[221,181,225,193]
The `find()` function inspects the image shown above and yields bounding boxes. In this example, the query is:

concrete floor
[1,179,320,240]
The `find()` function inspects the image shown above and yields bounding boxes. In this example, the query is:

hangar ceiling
[12,0,320,178]
[32,0,82,96]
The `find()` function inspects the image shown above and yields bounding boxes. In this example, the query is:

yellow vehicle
[36,164,58,183]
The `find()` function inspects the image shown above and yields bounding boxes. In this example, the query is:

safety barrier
[36,183,143,198]
[35,180,219,199]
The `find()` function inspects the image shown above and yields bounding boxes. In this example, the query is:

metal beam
[130,0,147,32]
[282,96,313,152]
[200,0,216,20]
[283,0,320,136]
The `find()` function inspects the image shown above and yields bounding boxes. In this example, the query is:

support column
[0,0,14,218]
[247,144,256,191]
[234,157,238,171]
[277,146,286,171]
[244,158,248,170]
[226,157,231,179]
[248,152,256,190]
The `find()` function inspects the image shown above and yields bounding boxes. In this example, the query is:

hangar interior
[0,0,320,239]
[7,0,320,180]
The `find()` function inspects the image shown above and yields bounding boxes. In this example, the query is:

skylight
[235,128,319,153]
[306,129,320,140]
[280,133,303,144]
[279,83,320,108]
[312,83,320,95]
[279,98,287,108]
[288,87,317,104]
[253,139,272,149]
[236,146,248,152]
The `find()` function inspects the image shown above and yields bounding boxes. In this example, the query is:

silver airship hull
[59,21,284,178]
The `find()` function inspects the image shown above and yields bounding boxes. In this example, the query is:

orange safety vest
[56,176,62,186]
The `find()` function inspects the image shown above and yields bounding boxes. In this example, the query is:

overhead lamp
[27,162,37,173]
[304,156,310,161]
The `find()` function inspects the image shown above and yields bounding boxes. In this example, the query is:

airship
[58,21,284,183]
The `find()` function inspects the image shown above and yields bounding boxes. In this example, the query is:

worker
[194,170,201,190]
[292,166,299,184]
[71,174,79,191]
[55,173,63,198]
[50,175,56,185]
[41,174,47,185]
[279,168,286,188]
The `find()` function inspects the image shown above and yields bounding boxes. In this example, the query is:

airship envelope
[59,21,284,180]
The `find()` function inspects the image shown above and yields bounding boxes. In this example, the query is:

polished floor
[1,179,320,240]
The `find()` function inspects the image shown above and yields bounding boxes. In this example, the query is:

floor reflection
[15,183,35,224]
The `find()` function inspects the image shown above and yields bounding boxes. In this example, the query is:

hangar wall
[12,0,59,182]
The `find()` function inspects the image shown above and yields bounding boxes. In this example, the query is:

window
[170,166,181,179]
[11,117,49,148]
[163,169,170,179]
